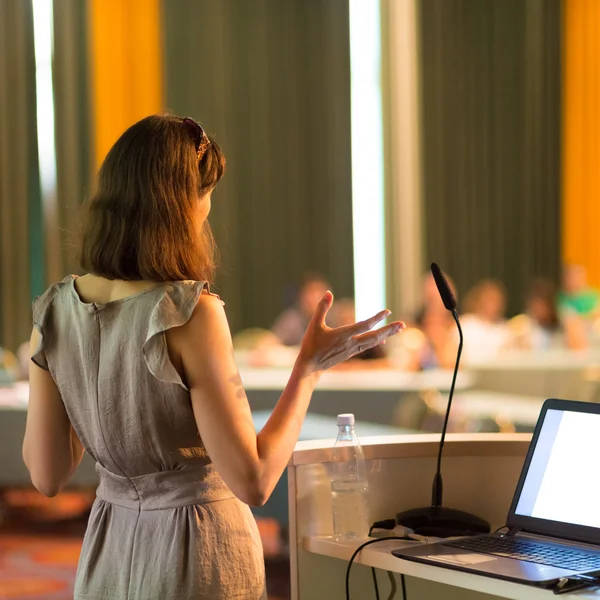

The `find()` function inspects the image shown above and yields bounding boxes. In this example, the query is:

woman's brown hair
[79,114,225,283]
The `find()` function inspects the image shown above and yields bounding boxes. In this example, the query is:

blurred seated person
[460,279,511,364]
[558,264,600,320]
[558,265,600,350]
[327,298,391,368]
[412,271,459,370]
[271,273,330,346]
[232,328,297,368]
[0,345,20,383]
[509,279,561,350]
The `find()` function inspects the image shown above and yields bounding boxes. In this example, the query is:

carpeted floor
[0,535,82,599]
[0,491,290,600]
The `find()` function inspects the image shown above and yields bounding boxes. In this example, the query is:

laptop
[392,398,600,586]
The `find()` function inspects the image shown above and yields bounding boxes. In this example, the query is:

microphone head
[430,262,457,311]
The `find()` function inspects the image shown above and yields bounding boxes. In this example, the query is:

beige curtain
[0,0,41,352]
[52,0,93,279]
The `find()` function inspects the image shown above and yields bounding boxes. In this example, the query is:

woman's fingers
[301,298,404,372]
[352,321,404,353]
[344,309,391,335]
[312,291,334,326]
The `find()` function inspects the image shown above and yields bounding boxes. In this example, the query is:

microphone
[430,262,458,508]
[430,262,456,311]
[395,263,490,537]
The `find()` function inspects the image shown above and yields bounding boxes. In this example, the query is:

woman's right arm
[170,291,403,506]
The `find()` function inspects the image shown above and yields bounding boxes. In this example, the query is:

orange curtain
[563,0,600,284]
[88,0,163,168]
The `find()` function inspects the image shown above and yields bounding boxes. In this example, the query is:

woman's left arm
[22,328,84,497]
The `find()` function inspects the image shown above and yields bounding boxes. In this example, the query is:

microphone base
[396,506,490,538]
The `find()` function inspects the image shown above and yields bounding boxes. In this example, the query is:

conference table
[468,348,600,400]
[243,366,473,424]
[4,348,599,483]
[5,351,598,487]
[0,349,600,485]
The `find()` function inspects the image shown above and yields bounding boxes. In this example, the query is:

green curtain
[163,0,354,333]
[418,0,561,315]
[0,0,41,352]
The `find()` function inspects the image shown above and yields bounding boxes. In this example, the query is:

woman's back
[35,275,221,477]
[32,275,266,598]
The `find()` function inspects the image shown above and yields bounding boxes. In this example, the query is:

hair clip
[182,117,211,161]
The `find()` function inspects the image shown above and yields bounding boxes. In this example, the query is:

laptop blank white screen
[515,408,600,528]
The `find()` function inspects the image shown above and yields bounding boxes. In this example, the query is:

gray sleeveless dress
[32,276,267,599]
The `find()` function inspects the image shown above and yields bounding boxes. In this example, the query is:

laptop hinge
[505,527,520,537]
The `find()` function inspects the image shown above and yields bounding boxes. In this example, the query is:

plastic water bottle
[331,413,370,539]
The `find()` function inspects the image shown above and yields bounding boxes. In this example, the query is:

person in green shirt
[558,264,600,319]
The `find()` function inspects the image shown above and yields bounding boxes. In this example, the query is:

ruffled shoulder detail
[31,275,76,371]
[143,280,221,390]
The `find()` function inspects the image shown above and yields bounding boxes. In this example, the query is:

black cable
[345,537,407,600]
[371,568,380,599]
[386,570,397,600]
[370,523,501,599]
[368,526,380,599]
[368,521,396,600]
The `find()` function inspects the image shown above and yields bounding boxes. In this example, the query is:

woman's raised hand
[297,291,405,374]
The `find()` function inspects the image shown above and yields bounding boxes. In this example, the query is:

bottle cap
[337,413,355,426]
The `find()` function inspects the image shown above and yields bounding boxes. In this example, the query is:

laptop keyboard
[444,535,600,571]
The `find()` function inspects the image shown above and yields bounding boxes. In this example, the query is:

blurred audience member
[509,279,560,350]
[0,346,20,383]
[413,272,458,370]
[271,273,330,346]
[558,264,600,320]
[232,328,297,368]
[460,279,511,363]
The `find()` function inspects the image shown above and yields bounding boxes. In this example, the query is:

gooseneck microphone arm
[432,308,463,508]
[396,262,489,536]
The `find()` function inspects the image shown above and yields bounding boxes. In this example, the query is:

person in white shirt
[460,279,511,364]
